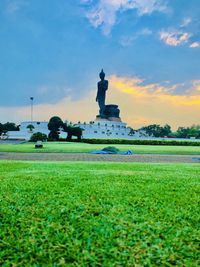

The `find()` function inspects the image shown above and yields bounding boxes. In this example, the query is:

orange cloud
[107,75,200,129]
[109,75,200,106]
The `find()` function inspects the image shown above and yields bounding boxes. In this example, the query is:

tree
[176,127,191,138]
[188,125,200,138]
[27,124,35,132]
[3,122,19,132]
[176,125,200,139]
[140,124,171,137]
[48,116,63,131]
[128,127,135,136]
[160,124,171,137]
[48,116,63,141]
[0,123,3,135]
[30,132,47,142]
[48,131,60,141]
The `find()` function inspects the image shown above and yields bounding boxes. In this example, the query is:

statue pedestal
[96,116,121,122]
[96,104,121,122]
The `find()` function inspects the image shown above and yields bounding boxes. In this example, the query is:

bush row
[77,138,200,146]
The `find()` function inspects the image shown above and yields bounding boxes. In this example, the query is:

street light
[30,97,34,123]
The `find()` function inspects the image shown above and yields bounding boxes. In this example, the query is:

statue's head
[99,69,105,80]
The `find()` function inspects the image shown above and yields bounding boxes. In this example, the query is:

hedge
[59,138,200,146]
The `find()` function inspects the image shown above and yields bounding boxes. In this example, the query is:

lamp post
[30,97,34,123]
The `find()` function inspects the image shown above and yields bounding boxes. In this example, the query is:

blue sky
[0,0,200,128]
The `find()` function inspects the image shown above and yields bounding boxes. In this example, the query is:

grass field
[0,161,199,266]
[0,141,200,155]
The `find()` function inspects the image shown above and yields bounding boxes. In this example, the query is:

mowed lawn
[0,161,199,266]
[0,141,200,154]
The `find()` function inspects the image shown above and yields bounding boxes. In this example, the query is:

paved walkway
[0,140,25,144]
[0,152,200,163]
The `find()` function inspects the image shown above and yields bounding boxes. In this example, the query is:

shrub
[62,124,83,141]
[102,146,119,153]
[30,132,47,142]
[80,138,200,146]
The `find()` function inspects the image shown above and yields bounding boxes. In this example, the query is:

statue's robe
[97,80,108,115]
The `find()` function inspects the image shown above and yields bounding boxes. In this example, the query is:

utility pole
[30,97,34,123]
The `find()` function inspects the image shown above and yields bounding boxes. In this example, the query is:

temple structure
[5,70,145,140]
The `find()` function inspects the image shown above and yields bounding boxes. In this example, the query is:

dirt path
[0,152,200,163]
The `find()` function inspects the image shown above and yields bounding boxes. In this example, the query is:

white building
[6,121,49,140]
[75,119,141,139]
[5,117,145,140]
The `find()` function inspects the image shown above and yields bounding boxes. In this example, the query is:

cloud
[132,0,167,15]
[140,28,153,35]
[159,29,191,46]
[119,28,152,47]
[36,85,72,98]
[5,0,28,14]
[190,42,200,48]
[110,75,177,98]
[180,17,192,28]
[110,75,200,106]
[192,80,200,92]
[107,75,200,128]
[82,0,167,35]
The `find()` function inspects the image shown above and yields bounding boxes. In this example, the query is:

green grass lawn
[0,161,199,266]
[0,141,200,155]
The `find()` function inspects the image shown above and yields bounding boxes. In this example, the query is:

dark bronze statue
[96,69,108,116]
[96,69,121,120]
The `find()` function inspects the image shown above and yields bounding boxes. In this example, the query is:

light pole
[30,97,34,123]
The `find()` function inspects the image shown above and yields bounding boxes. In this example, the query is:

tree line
[139,124,200,139]
[0,122,19,135]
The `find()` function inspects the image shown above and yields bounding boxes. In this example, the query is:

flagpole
[30,97,34,123]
